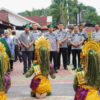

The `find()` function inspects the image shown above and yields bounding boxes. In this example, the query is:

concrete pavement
[7,61,75,100]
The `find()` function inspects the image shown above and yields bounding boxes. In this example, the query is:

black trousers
[72,49,81,69]
[22,51,32,73]
[15,45,22,62]
[10,60,13,70]
[67,45,71,65]
[32,51,35,61]
[50,51,57,71]
[57,48,68,69]
[32,45,35,61]
[15,45,18,61]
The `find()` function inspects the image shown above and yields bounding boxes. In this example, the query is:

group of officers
[18,23,100,74]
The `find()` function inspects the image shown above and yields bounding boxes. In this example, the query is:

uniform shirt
[80,30,88,40]
[31,30,41,42]
[56,29,68,48]
[45,32,58,51]
[70,33,84,50]
[67,32,73,46]
[67,32,73,41]
[91,30,100,41]
[10,35,19,46]
[53,30,58,35]
[19,32,34,51]
[4,36,14,54]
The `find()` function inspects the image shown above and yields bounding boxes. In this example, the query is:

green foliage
[0,53,5,91]
[19,0,100,25]
[19,8,51,16]
[25,67,34,78]
[85,50,100,87]
[39,46,50,76]
[51,74,56,79]
[82,5,100,25]
[73,76,78,92]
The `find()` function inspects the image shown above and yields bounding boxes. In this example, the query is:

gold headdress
[81,39,100,71]
[0,43,9,72]
[32,36,50,75]
[76,39,100,85]
[35,36,50,60]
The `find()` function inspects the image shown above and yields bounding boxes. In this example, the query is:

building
[0,8,40,37]
[26,16,52,27]
[0,8,40,28]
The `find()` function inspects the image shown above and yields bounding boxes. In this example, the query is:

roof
[0,10,9,22]
[0,8,40,26]
[26,16,51,26]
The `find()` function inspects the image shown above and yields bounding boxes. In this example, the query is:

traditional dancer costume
[25,36,56,99]
[0,43,11,100]
[73,40,100,100]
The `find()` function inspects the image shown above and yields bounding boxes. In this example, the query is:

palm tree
[74,0,77,7]
[50,0,67,25]
[74,0,78,24]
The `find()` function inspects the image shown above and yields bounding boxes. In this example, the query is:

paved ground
[7,61,75,100]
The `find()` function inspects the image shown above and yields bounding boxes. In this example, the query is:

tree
[50,0,67,25]
[86,12,100,25]
[18,0,100,25]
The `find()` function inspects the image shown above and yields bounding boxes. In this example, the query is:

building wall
[8,13,29,26]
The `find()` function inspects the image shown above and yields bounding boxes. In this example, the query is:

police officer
[31,23,41,42]
[57,23,68,70]
[70,25,84,70]
[19,23,34,74]
[79,24,88,42]
[67,27,73,65]
[45,24,59,73]
[31,23,41,60]
[91,24,100,41]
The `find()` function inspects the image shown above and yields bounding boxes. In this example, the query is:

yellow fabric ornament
[78,85,100,100]
[76,70,86,85]
[0,92,7,100]
[35,36,50,61]
[32,75,52,94]
[0,43,9,72]
[81,39,100,71]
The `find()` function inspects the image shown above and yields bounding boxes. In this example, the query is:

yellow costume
[32,75,52,94]
[74,39,100,100]
[0,43,9,72]
[0,43,10,100]
[0,92,7,100]
[26,36,56,98]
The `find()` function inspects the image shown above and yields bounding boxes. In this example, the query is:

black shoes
[64,65,68,70]
[72,68,76,70]
[55,70,58,73]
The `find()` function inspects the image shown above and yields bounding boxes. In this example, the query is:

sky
[0,0,100,14]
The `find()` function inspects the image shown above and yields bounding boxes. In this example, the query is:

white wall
[8,13,29,26]
[15,30,24,38]
[47,16,52,23]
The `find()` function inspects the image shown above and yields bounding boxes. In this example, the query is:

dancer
[73,40,100,100]
[25,36,56,99]
[0,43,11,100]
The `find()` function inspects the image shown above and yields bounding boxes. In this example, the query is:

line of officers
[19,23,100,74]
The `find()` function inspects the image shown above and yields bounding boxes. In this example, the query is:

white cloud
[0,0,51,13]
